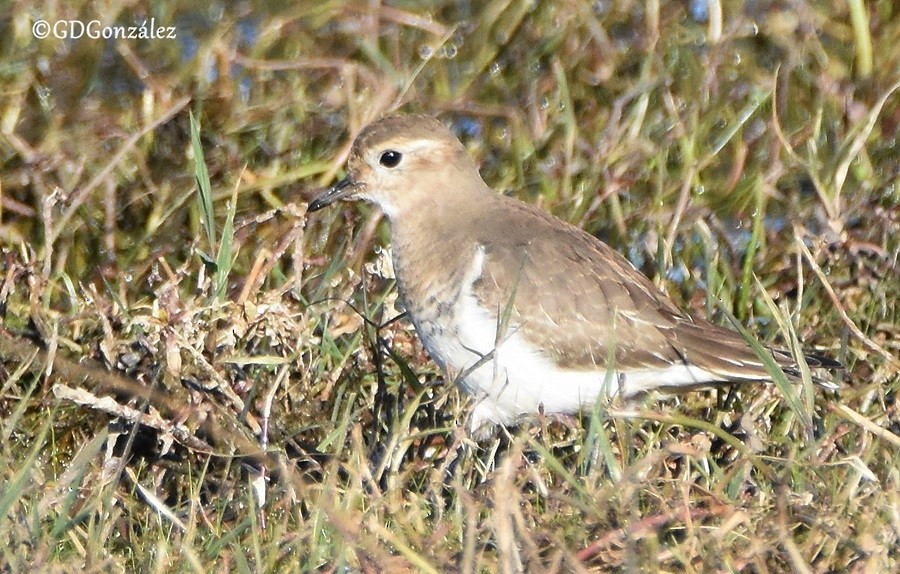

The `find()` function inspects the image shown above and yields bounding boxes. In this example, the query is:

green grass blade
[753,275,815,425]
[705,88,771,161]
[190,110,216,252]
[738,176,766,320]
[718,303,814,437]
[214,177,239,301]
[0,406,56,523]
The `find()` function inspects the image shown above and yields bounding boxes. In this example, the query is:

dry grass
[1,1,898,571]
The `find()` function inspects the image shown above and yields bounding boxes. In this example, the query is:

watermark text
[32,18,176,40]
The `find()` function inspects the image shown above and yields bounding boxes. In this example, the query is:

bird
[308,114,839,437]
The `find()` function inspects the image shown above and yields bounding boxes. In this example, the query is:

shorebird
[308,114,838,436]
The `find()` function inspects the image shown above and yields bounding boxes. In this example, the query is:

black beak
[307,176,357,212]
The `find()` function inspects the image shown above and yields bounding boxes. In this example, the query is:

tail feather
[674,320,843,392]
[772,349,843,391]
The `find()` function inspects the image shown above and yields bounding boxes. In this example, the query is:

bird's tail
[773,349,843,391]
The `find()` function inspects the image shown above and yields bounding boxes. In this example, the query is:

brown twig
[0,332,302,478]
[576,505,732,563]
[50,96,191,245]
[794,228,899,368]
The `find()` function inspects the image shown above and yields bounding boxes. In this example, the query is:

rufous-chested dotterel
[308,114,839,436]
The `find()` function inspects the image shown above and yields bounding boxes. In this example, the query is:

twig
[831,403,900,449]
[0,333,299,476]
[50,96,191,245]
[576,505,732,562]
[794,228,899,368]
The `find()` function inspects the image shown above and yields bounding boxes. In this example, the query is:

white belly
[406,247,718,435]
[406,245,614,433]
[422,291,612,432]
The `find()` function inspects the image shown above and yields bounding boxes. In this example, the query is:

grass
[1,0,899,571]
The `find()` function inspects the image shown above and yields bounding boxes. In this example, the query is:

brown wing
[469,196,779,382]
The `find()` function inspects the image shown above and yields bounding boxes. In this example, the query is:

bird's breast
[391,237,487,375]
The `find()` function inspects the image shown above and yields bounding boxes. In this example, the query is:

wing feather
[467,195,833,387]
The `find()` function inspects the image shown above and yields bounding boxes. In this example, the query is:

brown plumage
[309,114,840,434]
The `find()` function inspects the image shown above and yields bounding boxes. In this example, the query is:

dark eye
[379,150,402,168]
